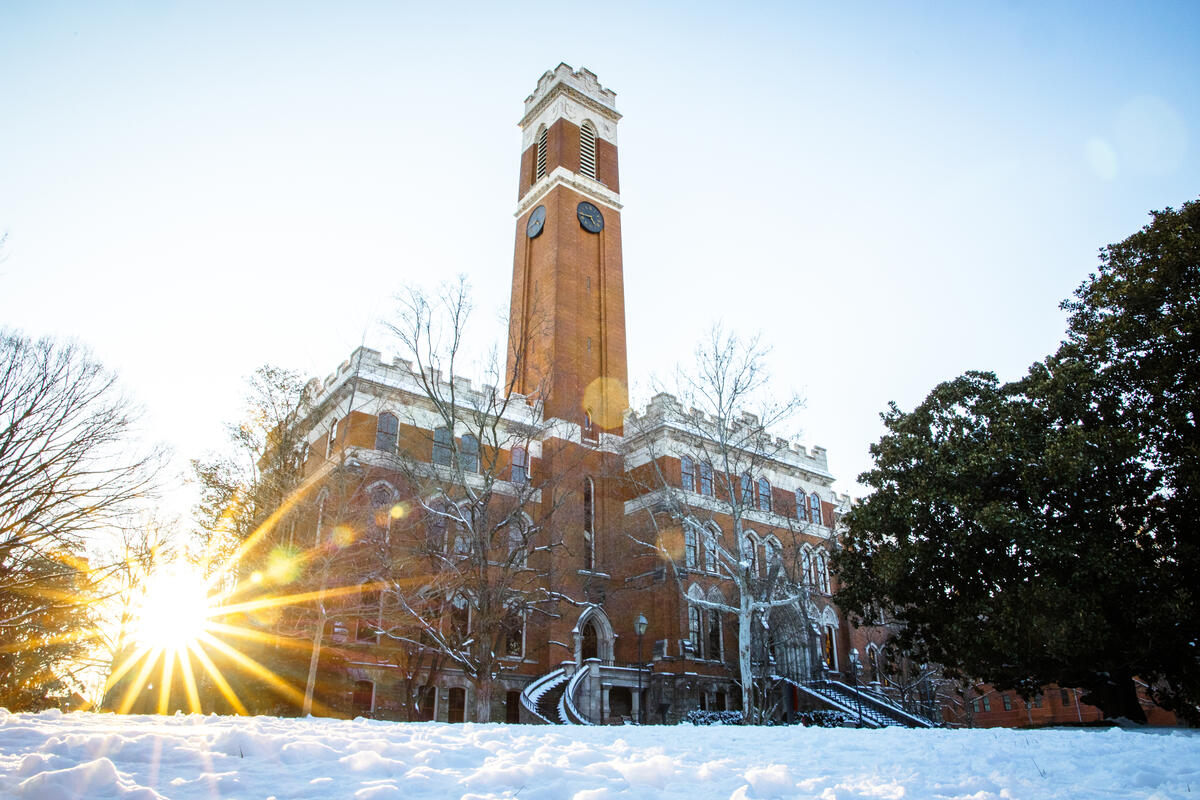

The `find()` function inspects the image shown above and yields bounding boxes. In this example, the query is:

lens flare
[131,565,213,653]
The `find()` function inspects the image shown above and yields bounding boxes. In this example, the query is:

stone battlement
[524,62,618,114]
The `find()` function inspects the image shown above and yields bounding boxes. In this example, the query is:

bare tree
[369,277,569,723]
[0,332,161,709]
[626,326,820,722]
[191,365,316,574]
[1,332,161,559]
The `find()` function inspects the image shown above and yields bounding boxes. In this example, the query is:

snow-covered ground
[0,710,1195,800]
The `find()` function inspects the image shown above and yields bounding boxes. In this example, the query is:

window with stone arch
[814,550,830,593]
[743,531,761,577]
[795,487,808,521]
[800,546,813,586]
[686,584,705,657]
[579,121,597,180]
[534,124,548,181]
[680,455,695,492]
[375,411,398,453]
[367,481,397,545]
[507,516,530,569]
[684,524,698,570]
[582,477,596,571]
[740,473,753,509]
[809,492,822,526]
[706,586,725,660]
[704,522,721,574]
[762,535,782,575]
[757,477,771,512]
[699,462,714,496]
[449,593,470,643]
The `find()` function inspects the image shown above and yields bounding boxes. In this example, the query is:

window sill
[577,569,611,579]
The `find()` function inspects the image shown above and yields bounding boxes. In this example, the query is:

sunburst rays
[98,480,400,719]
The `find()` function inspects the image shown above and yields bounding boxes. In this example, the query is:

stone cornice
[515,167,623,218]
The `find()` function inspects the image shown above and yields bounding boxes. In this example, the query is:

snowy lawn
[0,710,1196,800]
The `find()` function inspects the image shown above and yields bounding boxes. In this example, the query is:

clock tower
[506,64,628,435]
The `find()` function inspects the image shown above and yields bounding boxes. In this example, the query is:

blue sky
[1,1,1197,512]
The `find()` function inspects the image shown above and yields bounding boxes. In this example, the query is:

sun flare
[131,565,213,652]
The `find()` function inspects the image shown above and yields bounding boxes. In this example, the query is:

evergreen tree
[835,200,1200,723]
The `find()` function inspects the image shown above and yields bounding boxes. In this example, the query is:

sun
[131,564,214,652]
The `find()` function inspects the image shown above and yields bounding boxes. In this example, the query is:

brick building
[255,64,924,726]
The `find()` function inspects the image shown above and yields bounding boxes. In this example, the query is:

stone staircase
[520,668,569,724]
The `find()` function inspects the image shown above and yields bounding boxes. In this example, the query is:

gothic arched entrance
[573,605,615,664]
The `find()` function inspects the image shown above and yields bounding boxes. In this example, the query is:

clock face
[526,205,546,238]
[576,201,604,233]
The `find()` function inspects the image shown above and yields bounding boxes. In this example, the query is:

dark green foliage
[835,200,1200,724]
[0,553,97,710]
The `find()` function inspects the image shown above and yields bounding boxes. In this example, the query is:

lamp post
[849,648,864,728]
[634,613,648,725]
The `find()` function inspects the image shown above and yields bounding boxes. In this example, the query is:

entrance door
[448,687,466,723]
[505,690,521,723]
[351,681,374,718]
[582,620,599,661]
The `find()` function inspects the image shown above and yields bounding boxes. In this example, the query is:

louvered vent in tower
[535,126,548,180]
[579,122,597,180]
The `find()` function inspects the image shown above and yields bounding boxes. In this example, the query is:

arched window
[796,488,808,521]
[757,478,771,512]
[453,515,471,556]
[763,537,782,575]
[503,605,524,657]
[511,446,529,484]
[680,456,695,491]
[815,551,830,593]
[583,477,595,571]
[810,493,822,526]
[706,588,725,660]
[740,473,753,508]
[691,606,700,657]
[433,427,453,467]
[314,489,329,545]
[535,125,548,181]
[800,547,813,586]
[508,523,527,569]
[743,533,760,577]
[460,434,479,473]
[699,463,714,496]
[425,499,449,553]
[449,594,470,642]
[368,483,396,544]
[375,412,398,453]
[684,525,698,569]
[579,121,597,180]
[704,523,720,573]
[326,417,339,457]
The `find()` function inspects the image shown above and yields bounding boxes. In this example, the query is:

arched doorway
[573,605,616,664]
[582,621,599,661]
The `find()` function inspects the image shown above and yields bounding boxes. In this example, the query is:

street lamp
[634,613,648,725]
[849,648,864,728]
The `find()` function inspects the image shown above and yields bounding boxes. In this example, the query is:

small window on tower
[580,121,597,180]
[535,125,548,181]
